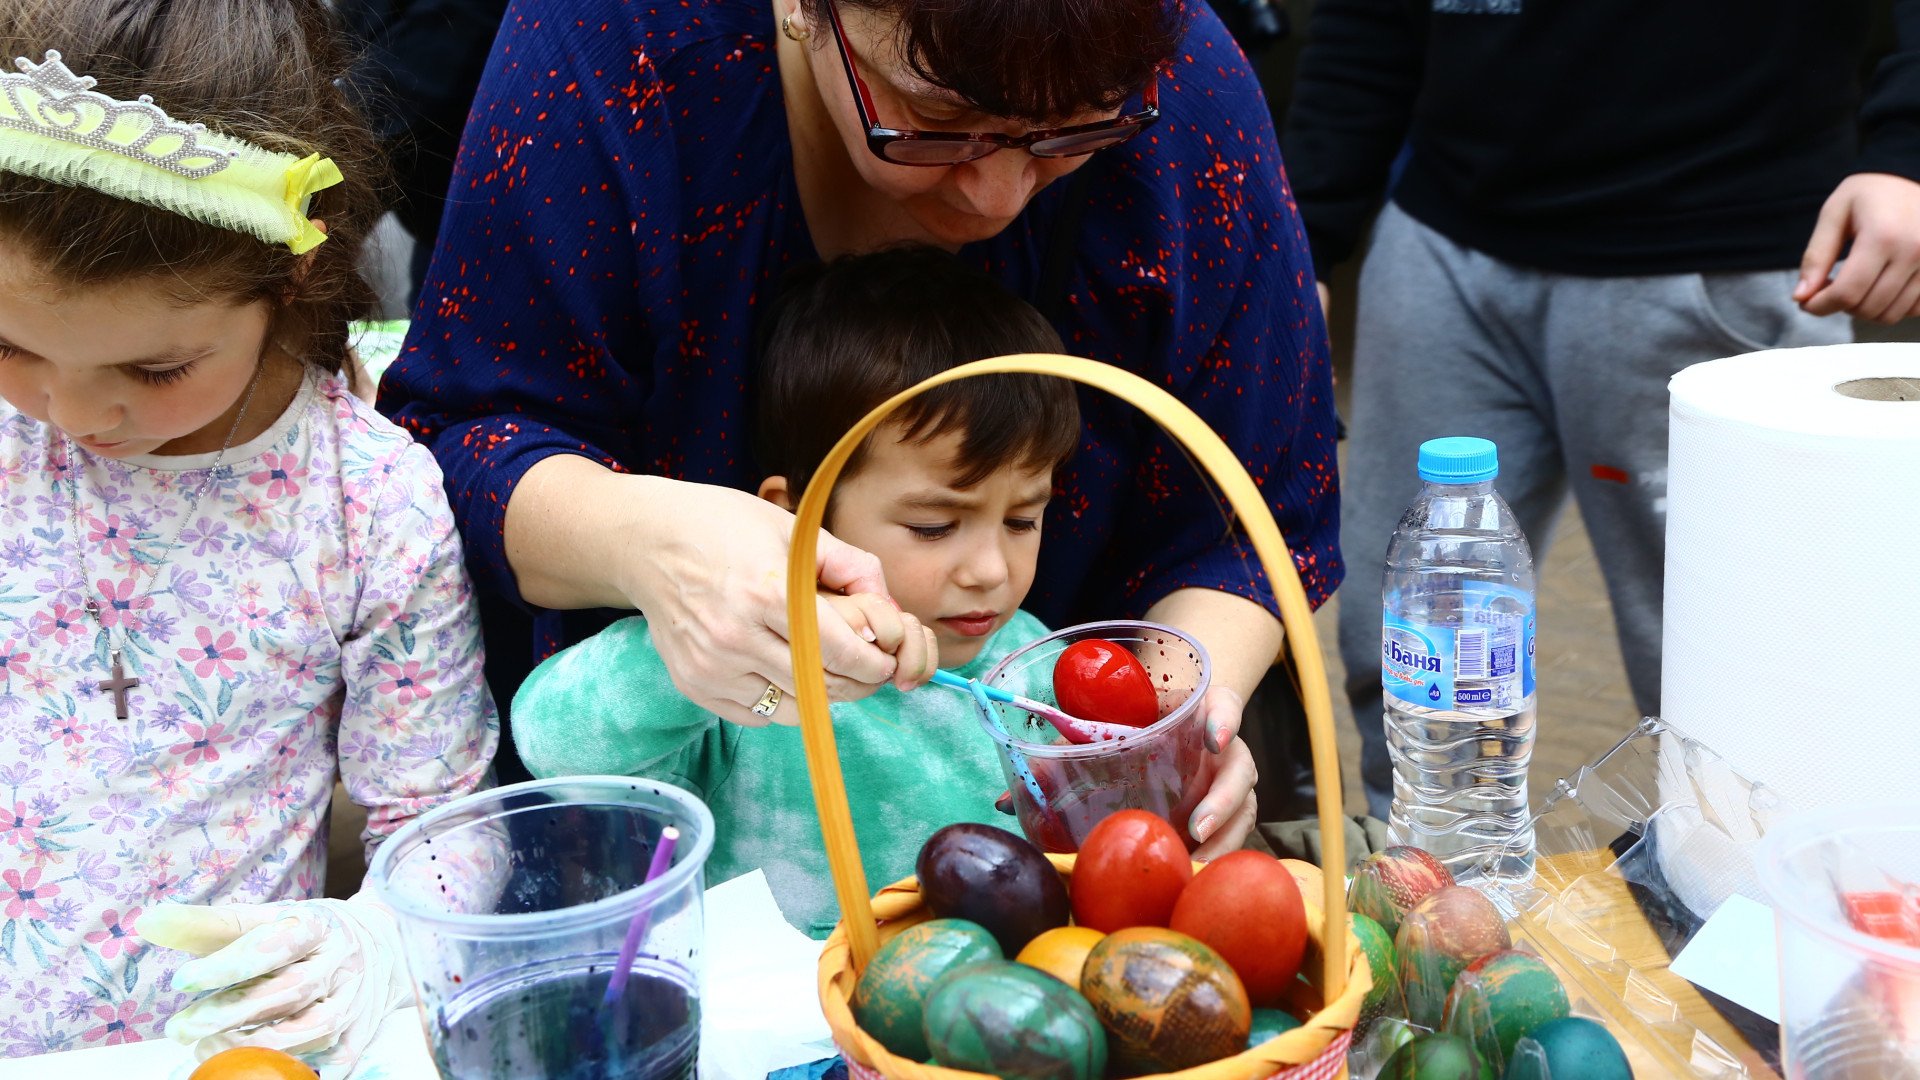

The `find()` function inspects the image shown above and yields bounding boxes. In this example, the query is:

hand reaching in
[1797,172,1920,324]
[145,898,410,1080]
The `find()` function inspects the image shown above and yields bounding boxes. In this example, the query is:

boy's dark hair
[0,0,386,373]
[754,245,1080,503]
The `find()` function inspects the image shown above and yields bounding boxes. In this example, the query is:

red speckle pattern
[378,0,1342,689]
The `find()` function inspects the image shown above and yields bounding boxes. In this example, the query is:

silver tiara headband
[0,51,237,178]
[0,50,342,252]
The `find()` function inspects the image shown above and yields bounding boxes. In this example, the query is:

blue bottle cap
[1417,436,1499,484]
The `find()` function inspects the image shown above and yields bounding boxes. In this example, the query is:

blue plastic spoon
[929,669,1131,744]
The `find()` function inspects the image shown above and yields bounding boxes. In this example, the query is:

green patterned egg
[1380,1033,1495,1080]
[1351,912,1404,1027]
[922,960,1107,1080]
[1247,1007,1302,1048]
[1502,1017,1631,1080]
[852,918,1001,1061]
[1443,950,1569,1068]
[1396,886,1512,1028]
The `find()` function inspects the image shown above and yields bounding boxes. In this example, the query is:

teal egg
[1380,1033,1495,1080]
[1502,1017,1631,1080]
[1247,1007,1302,1048]
[1442,950,1570,1068]
[852,918,1001,1061]
[923,960,1108,1080]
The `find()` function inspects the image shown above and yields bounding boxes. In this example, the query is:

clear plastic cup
[1758,806,1920,1079]
[978,620,1214,853]
[367,776,715,1080]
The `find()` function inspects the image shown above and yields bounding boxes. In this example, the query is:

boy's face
[814,424,1052,668]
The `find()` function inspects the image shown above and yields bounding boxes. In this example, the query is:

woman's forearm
[1144,587,1284,701]
[503,454,661,610]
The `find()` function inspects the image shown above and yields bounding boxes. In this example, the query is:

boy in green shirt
[513,246,1078,936]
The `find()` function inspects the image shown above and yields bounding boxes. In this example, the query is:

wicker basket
[784,356,1368,1080]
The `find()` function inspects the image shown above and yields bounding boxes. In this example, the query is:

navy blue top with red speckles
[379,0,1342,692]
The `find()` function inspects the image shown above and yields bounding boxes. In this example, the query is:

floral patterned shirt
[0,369,497,1057]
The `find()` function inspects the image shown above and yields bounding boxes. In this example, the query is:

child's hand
[1186,685,1259,861]
[823,592,939,692]
[147,896,410,1079]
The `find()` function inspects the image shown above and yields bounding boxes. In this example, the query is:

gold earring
[782,11,811,41]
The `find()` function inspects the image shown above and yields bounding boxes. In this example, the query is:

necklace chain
[67,361,270,642]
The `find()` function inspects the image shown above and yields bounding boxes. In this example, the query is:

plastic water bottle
[1381,437,1537,880]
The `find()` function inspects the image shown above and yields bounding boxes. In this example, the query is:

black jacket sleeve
[1857,0,1920,181]
[1280,0,1426,278]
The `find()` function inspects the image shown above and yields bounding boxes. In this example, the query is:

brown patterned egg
[1395,886,1511,1029]
[1079,927,1252,1074]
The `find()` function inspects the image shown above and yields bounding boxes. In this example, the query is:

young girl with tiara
[0,0,496,1067]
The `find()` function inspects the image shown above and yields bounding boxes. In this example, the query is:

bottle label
[1382,581,1534,711]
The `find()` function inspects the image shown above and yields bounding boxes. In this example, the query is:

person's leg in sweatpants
[1336,203,1570,818]
[1543,269,1852,719]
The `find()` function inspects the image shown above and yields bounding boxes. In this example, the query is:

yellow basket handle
[785,354,1348,1001]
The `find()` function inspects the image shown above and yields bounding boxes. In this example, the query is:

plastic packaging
[1758,806,1920,1079]
[1473,717,1785,1079]
[977,620,1213,853]
[367,776,715,1080]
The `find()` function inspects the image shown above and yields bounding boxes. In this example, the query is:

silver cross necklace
[65,361,268,719]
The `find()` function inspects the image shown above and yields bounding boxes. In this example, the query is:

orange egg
[1279,859,1325,907]
[1016,925,1106,989]
[189,1047,319,1080]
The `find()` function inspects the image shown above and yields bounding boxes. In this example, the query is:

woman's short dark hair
[807,0,1185,120]
[754,244,1080,504]
[0,0,386,373]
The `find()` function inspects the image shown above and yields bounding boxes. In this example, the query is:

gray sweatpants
[1337,203,1851,816]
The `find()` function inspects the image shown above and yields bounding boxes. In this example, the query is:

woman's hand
[630,482,936,727]
[505,461,932,727]
[1187,684,1259,860]
[1142,587,1283,859]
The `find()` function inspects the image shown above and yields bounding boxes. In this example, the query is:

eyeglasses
[821,0,1161,167]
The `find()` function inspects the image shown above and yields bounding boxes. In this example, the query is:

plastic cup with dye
[1759,806,1920,1079]
[368,776,715,1080]
[978,620,1214,852]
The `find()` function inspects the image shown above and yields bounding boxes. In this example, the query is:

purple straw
[604,825,680,1006]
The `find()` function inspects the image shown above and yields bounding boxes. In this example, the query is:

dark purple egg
[916,823,1070,955]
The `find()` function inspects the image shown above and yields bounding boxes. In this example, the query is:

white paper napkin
[698,870,837,1080]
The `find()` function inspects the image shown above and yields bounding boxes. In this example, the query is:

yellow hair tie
[0,51,342,252]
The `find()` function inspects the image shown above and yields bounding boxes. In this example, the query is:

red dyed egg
[1168,850,1307,1007]
[1072,810,1192,932]
[1052,639,1158,728]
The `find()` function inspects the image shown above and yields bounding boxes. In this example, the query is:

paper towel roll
[1664,343,1920,828]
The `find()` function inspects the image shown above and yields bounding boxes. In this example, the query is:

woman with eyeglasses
[380,0,1340,856]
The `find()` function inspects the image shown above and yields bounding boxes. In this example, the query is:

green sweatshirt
[513,611,1051,937]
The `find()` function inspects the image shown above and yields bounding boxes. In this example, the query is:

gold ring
[781,12,810,41]
[751,682,783,717]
